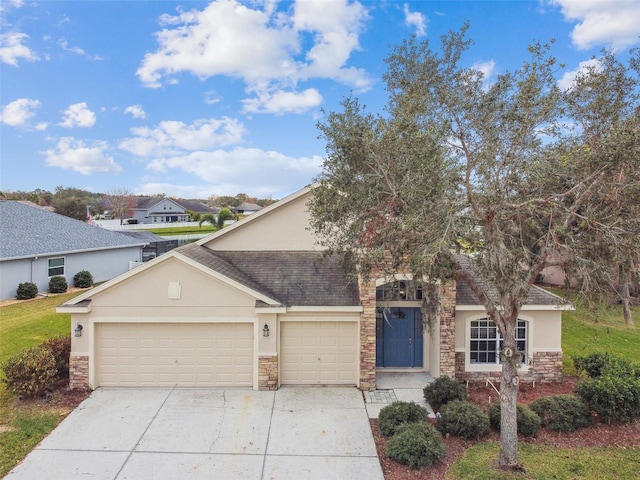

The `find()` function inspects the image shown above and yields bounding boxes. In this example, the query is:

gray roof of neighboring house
[456,255,564,306]
[119,230,172,243]
[0,201,147,261]
[176,243,360,307]
[178,199,218,214]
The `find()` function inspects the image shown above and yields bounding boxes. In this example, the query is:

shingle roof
[455,255,564,306]
[176,243,360,307]
[0,201,146,261]
[134,197,165,210]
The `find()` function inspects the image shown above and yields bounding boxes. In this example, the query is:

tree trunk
[619,265,634,327]
[498,336,519,468]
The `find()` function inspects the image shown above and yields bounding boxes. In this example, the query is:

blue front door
[376,307,423,367]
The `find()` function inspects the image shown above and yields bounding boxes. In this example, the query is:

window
[376,280,423,301]
[470,319,527,364]
[48,257,65,277]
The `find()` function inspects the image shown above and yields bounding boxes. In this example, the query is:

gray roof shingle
[0,201,146,260]
[176,243,360,307]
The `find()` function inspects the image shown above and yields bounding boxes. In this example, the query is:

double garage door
[96,323,253,387]
[95,320,358,388]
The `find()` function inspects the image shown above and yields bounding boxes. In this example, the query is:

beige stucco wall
[202,192,318,251]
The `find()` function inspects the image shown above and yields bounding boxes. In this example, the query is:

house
[131,197,191,224]
[0,201,147,300]
[118,230,179,262]
[232,202,263,215]
[58,185,568,391]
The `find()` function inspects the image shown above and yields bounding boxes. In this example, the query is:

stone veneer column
[69,354,89,390]
[439,280,457,378]
[258,355,278,391]
[359,275,377,391]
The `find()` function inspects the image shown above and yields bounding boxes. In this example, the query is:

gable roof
[0,201,146,261]
[177,243,360,307]
[134,197,184,211]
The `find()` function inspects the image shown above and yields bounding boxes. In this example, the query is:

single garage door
[96,323,253,387]
[280,321,358,385]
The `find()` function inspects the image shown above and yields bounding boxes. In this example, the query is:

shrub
[573,352,639,379]
[576,376,640,424]
[423,376,467,411]
[48,275,68,293]
[386,422,446,469]
[3,346,58,398]
[73,270,93,288]
[41,336,71,379]
[437,400,489,439]
[488,402,541,437]
[16,282,38,300]
[529,394,592,432]
[378,401,429,437]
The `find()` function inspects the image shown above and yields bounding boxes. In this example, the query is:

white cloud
[403,3,427,37]
[204,90,221,105]
[42,137,122,175]
[242,88,322,114]
[119,117,246,157]
[136,0,371,113]
[0,98,41,127]
[58,39,104,60]
[0,32,39,66]
[557,58,601,90]
[59,102,96,128]
[550,0,640,50]
[471,60,496,88]
[145,146,322,195]
[124,104,146,119]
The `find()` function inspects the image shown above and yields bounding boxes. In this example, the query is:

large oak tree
[309,26,640,468]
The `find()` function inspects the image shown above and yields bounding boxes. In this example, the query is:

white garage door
[96,323,253,387]
[280,321,358,385]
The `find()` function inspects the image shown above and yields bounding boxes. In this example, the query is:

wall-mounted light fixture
[262,323,270,337]
[74,323,83,337]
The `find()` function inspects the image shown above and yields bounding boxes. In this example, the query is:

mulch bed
[371,377,640,479]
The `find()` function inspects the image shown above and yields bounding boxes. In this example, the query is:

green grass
[145,225,217,235]
[0,291,82,477]
[447,443,640,479]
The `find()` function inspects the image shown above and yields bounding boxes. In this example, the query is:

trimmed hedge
[378,401,429,437]
[576,376,640,424]
[73,270,94,288]
[3,346,58,398]
[16,282,38,300]
[573,352,639,379]
[437,400,489,439]
[529,394,592,432]
[488,401,541,437]
[423,376,467,411]
[48,275,68,293]
[386,422,446,469]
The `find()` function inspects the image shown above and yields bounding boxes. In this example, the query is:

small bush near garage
[3,346,58,398]
[576,376,640,424]
[573,352,639,379]
[386,422,446,469]
[16,282,38,300]
[73,270,93,288]
[423,376,467,411]
[378,401,429,437]
[437,400,490,439]
[488,402,541,437]
[48,276,68,293]
[41,336,71,379]
[530,394,592,432]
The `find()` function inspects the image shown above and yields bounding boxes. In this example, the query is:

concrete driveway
[6,387,383,480]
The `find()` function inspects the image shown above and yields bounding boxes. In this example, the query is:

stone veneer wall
[454,351,563,383]
[438,280,457,378]
[359,275,377,391]
[69,355,89,390]
[258,355,278,391]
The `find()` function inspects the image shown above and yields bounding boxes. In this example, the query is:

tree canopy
[309,25,640,468]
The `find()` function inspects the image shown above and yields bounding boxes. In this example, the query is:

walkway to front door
[375,307,423,368]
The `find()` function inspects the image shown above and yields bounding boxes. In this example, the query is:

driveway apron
[5,387,384,480]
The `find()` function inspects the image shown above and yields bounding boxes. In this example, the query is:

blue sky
[2,1,639,201]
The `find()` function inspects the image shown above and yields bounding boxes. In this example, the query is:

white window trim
[464,314,531,372]
[48,256,65,277]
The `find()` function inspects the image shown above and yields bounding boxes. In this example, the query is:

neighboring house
[0,201,147,300]
[232,202,263,215]
[131,197,190,224]
[177,199,219,216]
[119,231,179,262]
[58,186,569,391]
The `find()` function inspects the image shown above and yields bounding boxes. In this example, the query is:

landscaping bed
[371,378,640,479]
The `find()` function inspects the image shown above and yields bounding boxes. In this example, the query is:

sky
[1,1,639,201]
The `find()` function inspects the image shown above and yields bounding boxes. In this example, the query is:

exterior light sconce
[263,323,270,337]
[74,323,83,337]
